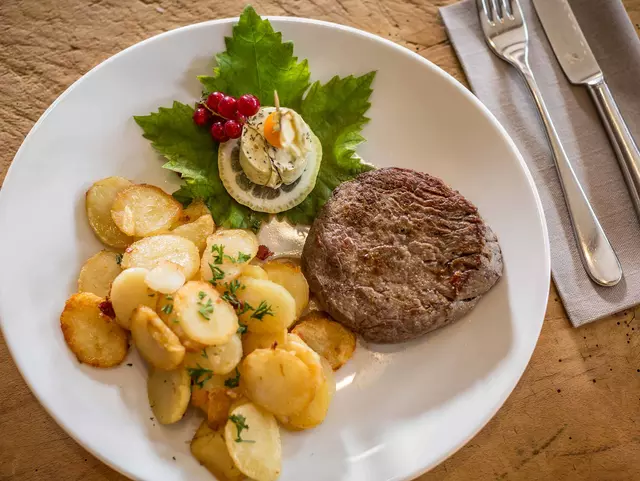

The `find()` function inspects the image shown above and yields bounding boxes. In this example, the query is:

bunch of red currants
[193,92,261,143]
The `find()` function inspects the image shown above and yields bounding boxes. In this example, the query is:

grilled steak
[301,167,503,343]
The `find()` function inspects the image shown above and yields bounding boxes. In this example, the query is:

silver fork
[477,0,622,287]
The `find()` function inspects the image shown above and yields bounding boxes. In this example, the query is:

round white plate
[0,16,550,481]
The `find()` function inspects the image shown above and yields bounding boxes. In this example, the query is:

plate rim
[0,14,551,481]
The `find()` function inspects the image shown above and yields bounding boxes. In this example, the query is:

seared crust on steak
[301,167,503,343]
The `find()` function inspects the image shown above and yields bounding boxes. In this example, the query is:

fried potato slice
[86,176,134,248]
[190,371,239,412]
[60,292,128,367]
[201,230,258,287]
[208,386,233,430]
[111,184,182,237]
[131,305,185,370]
[156,293,205,352]
[240,348,314,416]
[241,264,269,281]
[109,267,157,329]
[277,350,335,431]
[173,281,238,345]
[171,214,214,253]
[241,329,287,356]
[235,278,296,334]
[145,261,186,294]
[174,200,211,227]
[77,250,122,298]
[147,366,190,424]
[122,235,200,280]
[225,402,281,481]
[282,333,324,392]
[262,260,309,318]
[292,311,356,370]
[191,420,244,481]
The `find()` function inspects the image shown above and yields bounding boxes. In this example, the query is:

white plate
[0,16,550,481]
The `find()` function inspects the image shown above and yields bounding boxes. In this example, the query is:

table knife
[533,0,640,221]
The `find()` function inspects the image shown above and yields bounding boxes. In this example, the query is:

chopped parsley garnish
[115,253,123,266]
[165,295,173,300]
[223,251,252,263]
[201,349,209,359]
[221,280,245,310]
[161,303,173,314]
[251,301,274,321]
[211,244,225,264]
[237,323,248,334]
[148,293,155,297]
[236,302,254,316]
[224,368,241,388]
[198,291,206,300]
[187,364,213,388]
[208,264,225,286]
[228,414,255,443]
[198,298,214,320]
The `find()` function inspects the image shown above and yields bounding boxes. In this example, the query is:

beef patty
[301,167,503,343]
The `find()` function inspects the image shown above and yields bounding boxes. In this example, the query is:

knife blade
[531,0,602,85]
[533,0,640,222]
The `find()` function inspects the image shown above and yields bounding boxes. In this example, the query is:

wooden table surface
[2,0,640,480]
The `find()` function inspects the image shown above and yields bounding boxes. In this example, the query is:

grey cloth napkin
[441,0,640,326]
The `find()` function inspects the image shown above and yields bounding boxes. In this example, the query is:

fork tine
[490,0,502,22]
[477,0,491,23]
[500,0,511,18]
[509,0,524,22]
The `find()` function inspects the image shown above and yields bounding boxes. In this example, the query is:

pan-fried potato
[77,250,122,298]
[208,386,233,430]
[225,402,281,481]
[173,281,238,345]
[156,293,205,352]
[131,306,185,370]
[145,261,186,294]
[111,184,182,237]
[190,371,239,412]
[282,333,324,391]
[206,334,243,375]
[110,267,157,329]
[60,292,128,367]
[240,348,315,416]
[241,265,268,280]
[191,420,244,481]
[86,176,134,248]
[241,329,287,356]
[174,200,211,227]
[147,366,190,424]
[278,351,335,431]
[122,235,200,280]
[171,214,214,253]
[292,311,356,370]
[262,261,309,318]
[201,230,259,287]
[235,278,296,334]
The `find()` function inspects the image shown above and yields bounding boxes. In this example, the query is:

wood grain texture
[1,0,639,480]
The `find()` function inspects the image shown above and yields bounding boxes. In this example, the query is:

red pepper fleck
[256,244,273,260]
[99,300,116,318]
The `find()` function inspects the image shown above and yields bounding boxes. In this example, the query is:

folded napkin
[441,0,640,326]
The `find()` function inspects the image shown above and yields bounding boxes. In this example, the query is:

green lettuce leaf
[199,6,310,110]
[135,6,375,230]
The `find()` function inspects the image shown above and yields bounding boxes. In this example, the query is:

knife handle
[588,79,640,218]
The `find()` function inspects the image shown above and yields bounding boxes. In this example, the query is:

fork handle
[519,66,622,286]
[588,79,640,219]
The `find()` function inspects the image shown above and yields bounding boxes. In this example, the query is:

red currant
[235,112,247,124]
[210,121,228,142]
[237,94,260,117]
[192,106,211,126]
[206,91,225,112]
[224,120,243,139]
[217,95,237,119]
